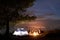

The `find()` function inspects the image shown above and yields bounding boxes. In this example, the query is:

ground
[0,30,60,40]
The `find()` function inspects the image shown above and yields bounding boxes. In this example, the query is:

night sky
[27,0,60,20]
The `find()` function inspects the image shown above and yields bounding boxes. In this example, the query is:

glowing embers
[29,31,40,37]
[13,28,28,36]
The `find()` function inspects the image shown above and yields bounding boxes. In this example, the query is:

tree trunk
[5,11,9,39]
[5,16,9,36]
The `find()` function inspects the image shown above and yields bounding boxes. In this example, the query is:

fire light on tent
[29,31,40,37]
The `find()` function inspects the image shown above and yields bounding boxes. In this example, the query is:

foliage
[0,0,35,26]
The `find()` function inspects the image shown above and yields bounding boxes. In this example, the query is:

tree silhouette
[0,0,35,38]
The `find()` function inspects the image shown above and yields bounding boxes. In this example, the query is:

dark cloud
[37,13,55,19]
[44,13,56,16]
[38,16,44,18]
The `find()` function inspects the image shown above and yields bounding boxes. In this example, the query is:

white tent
[13,28,28,36]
